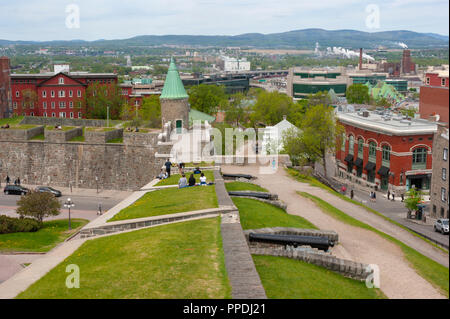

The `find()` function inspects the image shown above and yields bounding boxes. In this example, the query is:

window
[357,138,364,158]
[43,112,47,117]
[70,112,74,118]
[13,102,17,109]
[59,102,66,108]
[51,102,55,109]
[441,207,445,217]
[59,77,64,85]
[59,112,66,118]
[30,112,34,116]
[348,136,354,155]
[69,90,73,97]
[442,78,446,86]
[369,142,377,162]
[426,77,430,85]
[382,145,390,167]
[341,133,346,151]
[59,90,65,98]
[135,100,139,106]
[443,168,447,181]
[78,112,82,118]
[77,90,82,97]
[69,101,73,108]
[51,90,55,98]
[15,91,19,97]
[52,112,56,117]
[433,205,436,214]
[412,148,427,169]
[442,188,447,202]
[42,90,47,98]
[444,148,448,161]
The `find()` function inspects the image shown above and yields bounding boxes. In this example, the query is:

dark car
[4,185,30,195]
[35,186,62,197]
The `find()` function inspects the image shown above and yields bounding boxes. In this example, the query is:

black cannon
[222,173,254,180]
[228,191,272,199]
[249,233,334,251]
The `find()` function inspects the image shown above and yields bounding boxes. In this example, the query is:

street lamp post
[64,198,75,230]
[107,105,110,127]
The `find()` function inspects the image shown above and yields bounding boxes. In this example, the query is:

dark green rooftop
[160,57,189,100]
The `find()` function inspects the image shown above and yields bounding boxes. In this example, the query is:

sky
[0,0,448,41]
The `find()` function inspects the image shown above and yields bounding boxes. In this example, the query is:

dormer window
[59,77,64,85]
[442,78,446,86]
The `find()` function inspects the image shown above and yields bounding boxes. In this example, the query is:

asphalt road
[0,192,127,221]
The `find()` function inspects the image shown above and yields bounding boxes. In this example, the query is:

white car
[434,219,449,235]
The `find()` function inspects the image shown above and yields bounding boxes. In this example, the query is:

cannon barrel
[249,233,334,251]
[228,191,272,199]
[222,173,254,180]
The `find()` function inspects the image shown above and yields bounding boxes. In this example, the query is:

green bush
[0,215,42,234]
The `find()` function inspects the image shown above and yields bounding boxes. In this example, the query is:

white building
[221,56,251,72]
[262,116,298,153]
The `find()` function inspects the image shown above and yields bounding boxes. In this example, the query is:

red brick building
[10,70,118,119]
[0,56,12,118]
[419,71,449,125]
[336,108,438,194]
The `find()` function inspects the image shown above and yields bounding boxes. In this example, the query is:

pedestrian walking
[165,158,172,177]
[6,175,10,185]
[17,177,20,185]
[350,189,354,200]
[97,203,102,215]
[401,193,404,202]
[392,191,395,202]
[373,191,376,202]
[387,190,390,200]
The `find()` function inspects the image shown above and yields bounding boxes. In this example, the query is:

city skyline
[0,0,449,41]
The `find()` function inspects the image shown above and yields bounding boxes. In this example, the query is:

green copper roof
[160,57,189,100]
[189,109,216,125]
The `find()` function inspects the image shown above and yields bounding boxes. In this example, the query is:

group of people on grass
[178,172,208,188]
[157,158,210,189]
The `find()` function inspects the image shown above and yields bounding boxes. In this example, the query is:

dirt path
[222,165,447,299]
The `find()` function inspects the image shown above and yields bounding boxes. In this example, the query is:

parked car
[4,185,30,195]
[35,186,62,197]
[434,219,449,235]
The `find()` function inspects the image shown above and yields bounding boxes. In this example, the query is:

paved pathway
[221,165,447,299]
[215,170,267,299]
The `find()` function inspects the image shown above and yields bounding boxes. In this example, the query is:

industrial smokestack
[359,48,363,70]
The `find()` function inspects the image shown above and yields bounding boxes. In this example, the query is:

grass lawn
[45,126,76,131]
[17,218,231,299]
[107,137,123,143]
[0,116,23,126]
[86,127,116,132]
[8,124,38,130]
[253,255,385,299]
[225,181,268,192]
[232,197,316,230]
[184,161,215,167]
[109,186,218,222]
[286,168,448,254]
[0,219,88,253]
[155,170,215,186]
[30,133,45,140]
[298,192,449,297]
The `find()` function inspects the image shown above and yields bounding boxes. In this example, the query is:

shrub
[16,191,61,223]
[0,215,42,234]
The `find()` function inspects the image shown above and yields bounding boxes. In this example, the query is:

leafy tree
[188,84,227,115]
[307,91,332,107]
[375,97,392,108]
[85,83,125,120]
[16,191,61,224]
[139,95,161,128]
[283,104,344,177]
[250,91,296,126]
[224,92,245,126]
[346,84,370,104]
[404,187,424,218]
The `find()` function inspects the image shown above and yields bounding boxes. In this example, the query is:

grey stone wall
[250,246,372,282]
[45,128,83,143]
[85,129,123,144]
[0,130,166,191]
[0,126,44,141]
[21,116,107,127]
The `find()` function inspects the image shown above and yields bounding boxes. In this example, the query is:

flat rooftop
[337,109,438,136]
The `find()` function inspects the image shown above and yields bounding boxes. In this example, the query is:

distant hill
[1,29,448,49]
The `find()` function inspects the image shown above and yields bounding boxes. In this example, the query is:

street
[0,190,131,221]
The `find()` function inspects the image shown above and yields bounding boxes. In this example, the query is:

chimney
[359,48,363,70]
[283,115,287,121]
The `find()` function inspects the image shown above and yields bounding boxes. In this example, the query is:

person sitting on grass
[157,169,167,180]
[188,173,196,187]
[193,167,201,174]
[200,173,207,186]
[178,174,188,189]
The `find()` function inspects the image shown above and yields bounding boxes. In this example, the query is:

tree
[224,92,245,126]
[250,91,297,127]
[284,105,344,176]
[16,191,61,224]
[188,84,227,115]
[282,127,307,166]
[404,187,424,218]
[346,84,370,104]
[139,95,161,128]
[85,83,125,120]
[307,91,331,107]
